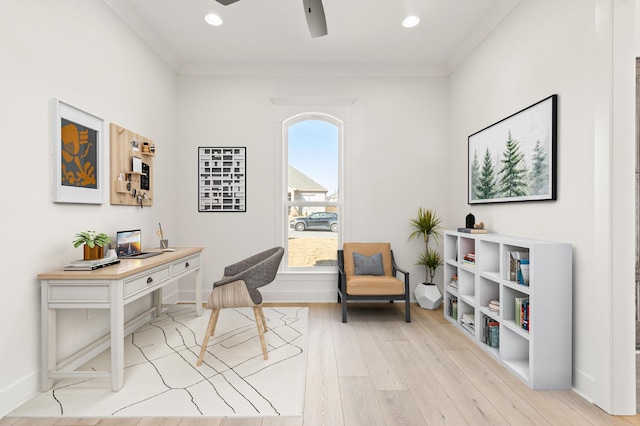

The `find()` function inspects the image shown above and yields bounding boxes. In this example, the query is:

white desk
[38,247,204,391]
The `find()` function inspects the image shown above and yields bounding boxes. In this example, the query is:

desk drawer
[125,266,170,298]
[48,281,110,303]
[172,254,200,277]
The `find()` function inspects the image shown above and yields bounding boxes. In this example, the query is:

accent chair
[337,242,410,323]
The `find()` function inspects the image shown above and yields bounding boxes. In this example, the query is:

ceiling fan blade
[215,0,240,5]
[303,0,328,38]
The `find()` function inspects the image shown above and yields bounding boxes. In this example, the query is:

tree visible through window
[285,117,340,269]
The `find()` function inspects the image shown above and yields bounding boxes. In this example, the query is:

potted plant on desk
[73,231,112,260]
[409,208,443,309]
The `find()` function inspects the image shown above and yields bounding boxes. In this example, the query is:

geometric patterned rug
[9,306,308,418]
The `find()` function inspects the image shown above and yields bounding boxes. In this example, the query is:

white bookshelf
[443,230,572,390]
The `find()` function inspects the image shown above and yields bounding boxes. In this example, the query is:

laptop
[115,229,162,259]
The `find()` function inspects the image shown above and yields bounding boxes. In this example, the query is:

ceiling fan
[214,0,328,38]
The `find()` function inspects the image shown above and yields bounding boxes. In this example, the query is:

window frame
[282,113,343,272]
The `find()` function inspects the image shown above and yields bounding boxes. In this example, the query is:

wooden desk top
[37,247,204,281]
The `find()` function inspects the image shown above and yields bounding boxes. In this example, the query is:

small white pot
[414,283,442,310]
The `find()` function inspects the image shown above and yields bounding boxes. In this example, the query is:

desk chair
[197,247,284,365]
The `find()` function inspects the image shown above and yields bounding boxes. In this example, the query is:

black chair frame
[337,249,411,323]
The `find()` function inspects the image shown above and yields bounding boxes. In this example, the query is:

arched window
[284,114,342,270]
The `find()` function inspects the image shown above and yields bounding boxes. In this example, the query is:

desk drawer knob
[185,262,190,268]
[147,277,153,284]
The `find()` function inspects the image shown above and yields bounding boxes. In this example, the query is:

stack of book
[448,277,459,292]
[514,297,530,331]
[483,316,500,348]
[462,252,475,266]
[461,312,475,334]
[488,298,500,314]
[457,227,488,234]
[64,257,120,271]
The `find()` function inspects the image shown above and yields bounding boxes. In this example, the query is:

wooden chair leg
[257,306,268,332]
[253,306,269,360]
[197,308,220,366]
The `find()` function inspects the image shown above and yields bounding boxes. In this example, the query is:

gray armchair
[196,247,284,366]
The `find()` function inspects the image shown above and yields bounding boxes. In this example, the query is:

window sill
[279,268,337,277]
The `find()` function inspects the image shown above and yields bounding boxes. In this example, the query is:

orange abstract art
[60,118,97,188]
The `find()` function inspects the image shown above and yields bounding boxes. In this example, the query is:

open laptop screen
[116,229,142,257]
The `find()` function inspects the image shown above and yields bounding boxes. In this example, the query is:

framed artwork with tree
[468,95,557,204]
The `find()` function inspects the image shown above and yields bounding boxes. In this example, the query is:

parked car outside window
[289,212,338,232]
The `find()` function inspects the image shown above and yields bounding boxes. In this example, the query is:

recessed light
[205,13,223,26]
[402,16,420,28]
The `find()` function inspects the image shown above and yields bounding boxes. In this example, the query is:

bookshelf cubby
[443,230,572,389]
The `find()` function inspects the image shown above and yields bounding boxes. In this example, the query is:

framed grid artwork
[198,147,246,212]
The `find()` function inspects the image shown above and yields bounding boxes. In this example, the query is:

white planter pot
[414,283,442,310]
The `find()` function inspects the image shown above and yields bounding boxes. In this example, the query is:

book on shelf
[488,298,500,313]
[517,259,530,286]
[514,297,530,331]
[508,251,529,282]
[64,258,120,271]
[489,323,500,348]
[449,298,458,319]
[457,227,488,234]
[461,321,475,334]
[482,316,500,348]
[461,313,475,333]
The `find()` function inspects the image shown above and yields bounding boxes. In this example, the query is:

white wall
[0,0,178,416]
[448,0,635,414]
[2,0,636,418]
[175,75,450,302]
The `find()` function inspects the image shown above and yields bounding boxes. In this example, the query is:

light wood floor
[2,302,640,426]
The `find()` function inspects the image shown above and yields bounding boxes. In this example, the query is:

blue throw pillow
[353,252,384,276]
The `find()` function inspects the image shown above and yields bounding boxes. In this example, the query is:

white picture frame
[52,99,106,204]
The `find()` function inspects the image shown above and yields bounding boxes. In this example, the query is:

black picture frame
[198,147,246,212]
[468,94,557,204]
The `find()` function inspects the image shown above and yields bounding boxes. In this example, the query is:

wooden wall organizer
[110,123,155,207]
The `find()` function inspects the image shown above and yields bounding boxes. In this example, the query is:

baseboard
[178,272,418,303]
[572,366,596,406]
[0,369,39,418]
[179,287,338,303]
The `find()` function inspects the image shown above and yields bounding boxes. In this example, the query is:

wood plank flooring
[2,302,639,425]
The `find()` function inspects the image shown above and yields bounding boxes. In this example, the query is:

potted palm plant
[409,208,443,309]
[423,248,444,285]
[73,231,112,260]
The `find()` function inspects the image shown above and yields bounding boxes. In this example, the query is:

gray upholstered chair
[196,247,284,366]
